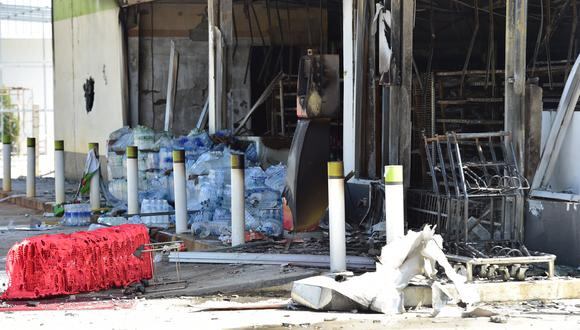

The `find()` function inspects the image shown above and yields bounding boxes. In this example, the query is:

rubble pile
[105,126,286,238]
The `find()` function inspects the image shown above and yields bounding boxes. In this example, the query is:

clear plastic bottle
[72,204,79,226]
[191,222,210,238]
[140,199,149,226]
[153,199,163,225]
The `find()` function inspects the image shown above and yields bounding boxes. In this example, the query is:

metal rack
[414,131,528,243]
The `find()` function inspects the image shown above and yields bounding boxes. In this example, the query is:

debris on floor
[291,225,477,315]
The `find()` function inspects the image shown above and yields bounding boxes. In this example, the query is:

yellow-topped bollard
[26,137,36,197]
[54,140,65,204]
[3,134,11,192]
[384,165,404,244]
[231,154,246,247]
[173,150,188,234]
[327,161,346,273]
[127,146,139,215]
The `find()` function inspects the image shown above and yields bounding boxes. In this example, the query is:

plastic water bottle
[72,204,79,226]
[191,222,210,238]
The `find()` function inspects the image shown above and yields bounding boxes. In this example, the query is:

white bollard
[385,165,404,244]
[26,137,36,198]
[173,150,188,234]
[54,140,65,204]
[127,146,139,215]
[328,161,346,273]
[89,143,100,211]
[230,154,245,247]
[2,134,11,192]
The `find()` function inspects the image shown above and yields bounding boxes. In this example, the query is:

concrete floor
[0,177,78,205]
[1,296,580,329]
[0,201,319,299]
[2,201,580,329]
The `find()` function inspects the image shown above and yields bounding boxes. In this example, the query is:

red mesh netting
[1,224,153,300]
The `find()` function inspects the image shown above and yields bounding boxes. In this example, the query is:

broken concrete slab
[402,278,580,306]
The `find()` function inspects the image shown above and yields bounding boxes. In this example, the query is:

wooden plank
[164,40,178,132]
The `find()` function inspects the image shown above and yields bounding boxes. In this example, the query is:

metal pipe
[26,137,35,198]
[127,146,139,215]
[89,143,100,210]
[54,140,65,204]
[2,134,11,192]
[173,150,188,234]
[231,154,245,247]
[385,165,404,244]
[328,161,346,272]
[168,252,375,270]
[342,0,355,174]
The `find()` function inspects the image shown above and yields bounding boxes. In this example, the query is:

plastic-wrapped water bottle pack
[140,199,173,229]
[62,204,92,226]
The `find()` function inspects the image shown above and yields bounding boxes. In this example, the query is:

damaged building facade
[50,0,580,273]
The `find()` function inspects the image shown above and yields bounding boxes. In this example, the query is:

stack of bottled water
[133,125,156,150]
[140,199,172,228]
[246,171,283,236]
[108,179,127,202]
[62,204,92,226]
[265,164,286,193]
[107,152,125,179]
